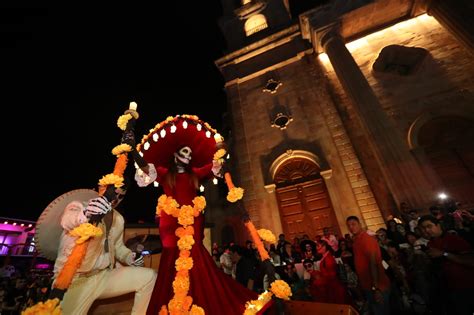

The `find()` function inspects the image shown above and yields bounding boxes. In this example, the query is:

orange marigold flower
[22,298,61,315]
[177,235,195,251]
[227,187,244,203]
[172,275,190,294]
[192,196,206,211]
[190,305,205,315]
[159,305,168,315]
[178,205,194,226]
[270,279,292,300]
[179,250,191,258]
[176,256,193,271]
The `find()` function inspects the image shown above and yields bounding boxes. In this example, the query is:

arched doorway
[273,157,339,240]
[417,115,474,208]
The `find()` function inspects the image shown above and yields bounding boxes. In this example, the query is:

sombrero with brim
[36,189,99,261]
[137,115,223,170]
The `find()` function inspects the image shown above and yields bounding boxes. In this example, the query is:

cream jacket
[53,201,133,281]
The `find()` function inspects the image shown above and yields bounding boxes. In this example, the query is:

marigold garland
[227,187,244,203]
[52,242,88,290]
[69,223,103,245]
[159,306,169,315]
[269,280,292,300]
[111,143,132,156]
[112,154,128,177]
[21,298,62,315]
[52,109,134,296]
[245,221,270,261]
[223,172,244,203]
[157,195,207,314]
[177,235,195,251]
[257,229,277,245]
[190,305,205,315]
[213,148,226,161]
[117,113,133,130]
[98,173,124,188]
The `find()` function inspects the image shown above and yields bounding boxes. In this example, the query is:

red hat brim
[138,115,220,169]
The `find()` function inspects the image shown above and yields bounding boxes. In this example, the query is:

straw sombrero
[35,189,99,261]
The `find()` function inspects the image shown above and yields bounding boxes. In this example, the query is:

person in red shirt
[419,215,474,315]
[346,216,391,315]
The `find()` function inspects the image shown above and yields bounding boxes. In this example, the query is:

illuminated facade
[215,0,474,242]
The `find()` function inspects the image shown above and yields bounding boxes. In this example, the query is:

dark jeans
[363,289,391,315]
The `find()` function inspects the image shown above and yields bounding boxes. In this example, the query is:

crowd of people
[0,266,54,314]
[210,202,474,315]
[1,201,473,315]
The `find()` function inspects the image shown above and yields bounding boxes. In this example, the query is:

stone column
[320,29,434,209]
[428,0,474,53]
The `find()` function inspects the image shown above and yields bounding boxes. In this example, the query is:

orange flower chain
[156,195,206,315]
[23,109,135,314]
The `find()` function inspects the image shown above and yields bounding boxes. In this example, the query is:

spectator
[376,228,391,250]
[335,239,354,269]
[387,219,405,245]
[230,245,255,289]
[408,209,420,233]
[269,245,281,266]
[281,242,301,265]
[276,234,287,255]
[429,206,455,232]
[309,240,348,304]
[219,246,234,277]
[419,215,474,315]
[347,216,391,315]
[321,227,339,252]
[281,263,310,301]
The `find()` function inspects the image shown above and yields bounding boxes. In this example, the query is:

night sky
[2,3,227,222]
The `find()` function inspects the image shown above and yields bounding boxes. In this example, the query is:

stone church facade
[213,0,474,242]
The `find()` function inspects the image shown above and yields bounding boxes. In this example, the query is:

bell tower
[215,0,388,241]
[218,0,293,52]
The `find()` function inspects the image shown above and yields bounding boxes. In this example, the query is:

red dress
[146,164,269,315]
[309,253,348,304]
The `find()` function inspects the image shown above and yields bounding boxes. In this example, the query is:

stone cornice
[215,24,300,68]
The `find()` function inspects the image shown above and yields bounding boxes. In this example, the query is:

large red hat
[137,115,223,169]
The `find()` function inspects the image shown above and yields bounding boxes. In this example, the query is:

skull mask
[174,146,192,165]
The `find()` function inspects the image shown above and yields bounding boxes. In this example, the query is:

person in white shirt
[219,246,234,277]
[321,227,339,252]
[408,209,420,233]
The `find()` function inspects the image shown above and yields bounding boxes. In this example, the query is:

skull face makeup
[174,146,192,166]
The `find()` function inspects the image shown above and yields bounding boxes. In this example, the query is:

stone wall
[227,53,386,234]
[319,14,474,213]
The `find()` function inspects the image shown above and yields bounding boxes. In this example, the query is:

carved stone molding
[320,169,333,180]
[264,184,276,193]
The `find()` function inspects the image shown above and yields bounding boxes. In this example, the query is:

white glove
[84,196,112,218]
[131,252,144,267]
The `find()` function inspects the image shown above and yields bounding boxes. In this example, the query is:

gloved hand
[84,196,112,218]
[121,130,136,148]
[131,252,144,267]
